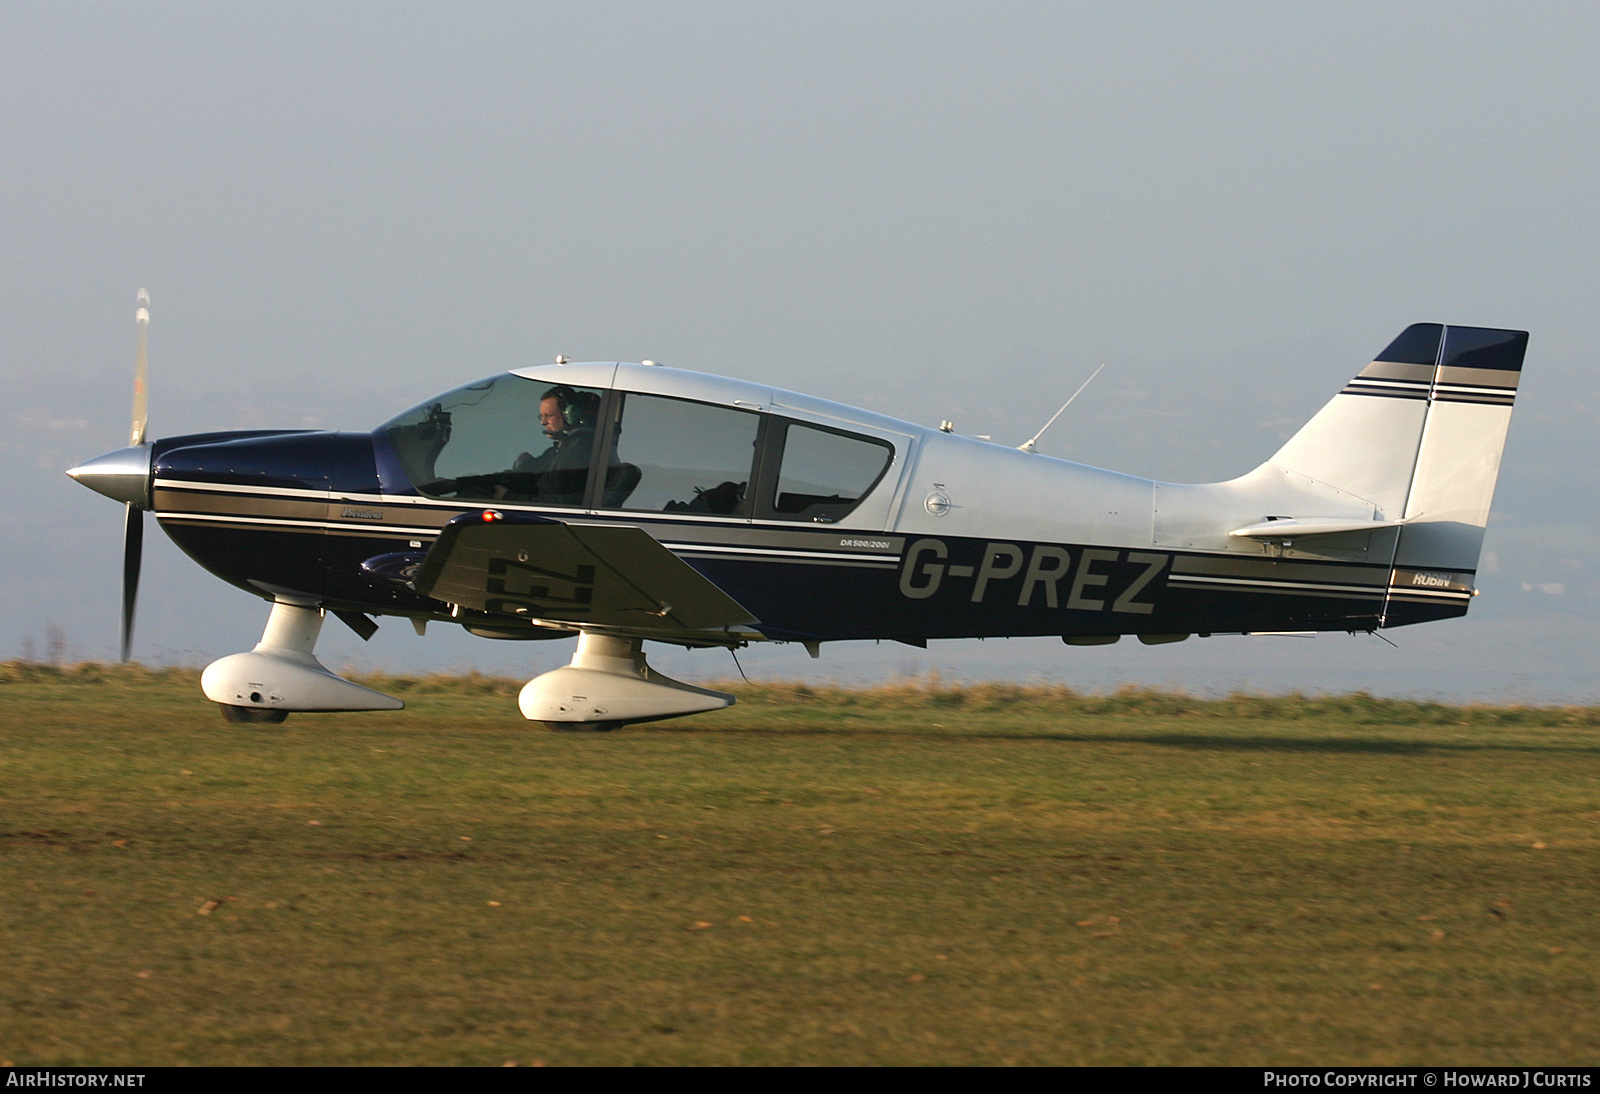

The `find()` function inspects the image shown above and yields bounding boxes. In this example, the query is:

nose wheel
[202,601,405,721]
[219,704,290,725]
[543,720,622,733]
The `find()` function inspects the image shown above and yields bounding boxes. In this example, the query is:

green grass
[3,662,1598,1065]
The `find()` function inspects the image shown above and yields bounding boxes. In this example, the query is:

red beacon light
[481,510,503,522]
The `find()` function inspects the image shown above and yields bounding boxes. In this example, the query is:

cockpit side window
[754,421,893,523]
[379,374,609,506]
[603,393,760,516]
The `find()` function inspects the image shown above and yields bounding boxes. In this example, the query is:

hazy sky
[5,3,1596,700]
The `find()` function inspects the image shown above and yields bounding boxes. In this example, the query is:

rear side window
[605,393,761,515]
[759,421,892,523]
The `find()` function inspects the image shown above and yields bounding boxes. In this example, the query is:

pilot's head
[538,397,567,439]
[539,386,600,440]
[539,386,581,439]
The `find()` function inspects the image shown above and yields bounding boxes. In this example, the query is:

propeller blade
[121,502,143,662]
[131,288,149,446]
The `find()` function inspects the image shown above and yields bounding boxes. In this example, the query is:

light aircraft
[68,293,1528,729]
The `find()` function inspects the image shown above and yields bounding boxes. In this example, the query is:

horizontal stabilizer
[413,512,757,632]
[1229,517,1405,540]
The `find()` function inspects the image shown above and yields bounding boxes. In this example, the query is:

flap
[412,511,757,632]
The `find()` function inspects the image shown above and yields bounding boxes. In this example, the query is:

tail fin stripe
[1358,361,1437,383]
[1387,591,1472,605]
[1431,392,1515,407]
[1338,384,1430,401]
[1434,382,1517,396]
[1347,378,1431,392]
[1437,365,1521,390]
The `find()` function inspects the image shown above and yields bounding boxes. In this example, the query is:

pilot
[513,386,605,503]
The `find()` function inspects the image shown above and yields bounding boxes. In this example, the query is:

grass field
[3,661,1598,1066]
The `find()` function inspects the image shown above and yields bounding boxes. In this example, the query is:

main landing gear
[519,631,734,731]
[201,600,405,724]
[201,608,727,731]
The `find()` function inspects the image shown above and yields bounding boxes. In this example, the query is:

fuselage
[145,361,1462,646]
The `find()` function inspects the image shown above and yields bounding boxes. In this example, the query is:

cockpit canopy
[378,373,894,523]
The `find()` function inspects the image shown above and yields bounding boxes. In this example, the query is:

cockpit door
[589,391,765,521]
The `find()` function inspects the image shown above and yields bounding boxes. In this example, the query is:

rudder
[1383,325,1528,626]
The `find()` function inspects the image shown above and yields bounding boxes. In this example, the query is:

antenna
[1018,363,1104,453]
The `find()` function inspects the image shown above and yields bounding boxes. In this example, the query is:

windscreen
[379,374,608,506]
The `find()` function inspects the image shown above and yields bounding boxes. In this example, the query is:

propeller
[64,289,157,661]
[121,289,150,661]
[122,500,142,662]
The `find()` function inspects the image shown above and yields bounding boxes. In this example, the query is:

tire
[542,720,622,733]
[220,704,289,725]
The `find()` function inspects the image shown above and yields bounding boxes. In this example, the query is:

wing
[411,511,757,636]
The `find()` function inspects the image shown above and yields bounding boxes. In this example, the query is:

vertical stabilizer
[1266,323,1442,518]
[1262,323,1527,626]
